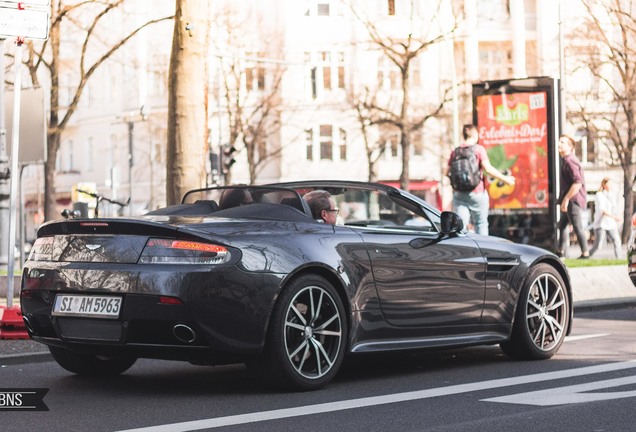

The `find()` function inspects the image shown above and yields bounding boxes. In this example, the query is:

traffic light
[222,144,237,173]
[209,152,220,175]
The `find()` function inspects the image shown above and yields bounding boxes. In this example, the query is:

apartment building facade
[16,0,617,244]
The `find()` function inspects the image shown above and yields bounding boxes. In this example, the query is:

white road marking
[565,333,610,342]
[114,360,636,432]
[483,375,636,406]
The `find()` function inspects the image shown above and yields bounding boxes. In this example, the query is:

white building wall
[20,0,623,234]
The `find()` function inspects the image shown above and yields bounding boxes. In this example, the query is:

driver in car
[303,190,339,224]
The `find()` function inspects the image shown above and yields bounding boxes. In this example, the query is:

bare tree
[345,0,459,190]
[166,0,210,204]
[212,4,285,185]
[216,54,285,185]
[347,87,385,182]
[22,0,172,221]
[568,0,636,240]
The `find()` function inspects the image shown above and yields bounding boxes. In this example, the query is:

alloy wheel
[283,285,343,380]
[526,272,567,351]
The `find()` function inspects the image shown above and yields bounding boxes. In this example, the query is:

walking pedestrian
[443,124,515,235]
[555,134,590,259]
[589,177,622,258]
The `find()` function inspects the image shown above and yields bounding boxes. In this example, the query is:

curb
[574,297,636,313]
[0,351,52,365]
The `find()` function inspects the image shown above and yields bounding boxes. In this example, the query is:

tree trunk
[623,162,635,243]
[166,0,210,205]
[44,133,60,220]
[399,66,410,191]
[44,17,61,222]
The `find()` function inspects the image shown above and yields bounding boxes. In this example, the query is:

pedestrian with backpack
[443,124,515,235]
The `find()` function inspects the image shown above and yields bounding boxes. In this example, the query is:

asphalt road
[1,306,635,432]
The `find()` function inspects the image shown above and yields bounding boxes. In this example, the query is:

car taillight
[139,238,230,265]
[159,296,183,305]
[28,237,54,262]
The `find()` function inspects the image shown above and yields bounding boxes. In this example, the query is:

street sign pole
[5,40,23,309]
[0,38,8,268]
[0,1,50,326]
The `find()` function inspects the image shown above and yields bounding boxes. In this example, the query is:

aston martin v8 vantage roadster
[21,181,572,391]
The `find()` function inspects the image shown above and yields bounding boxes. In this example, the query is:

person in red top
[556,134,589,259]
[443,124,515,235]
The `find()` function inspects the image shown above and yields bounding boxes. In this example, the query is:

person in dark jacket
[556,134,589,259]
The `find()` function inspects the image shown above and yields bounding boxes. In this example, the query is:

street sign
[0,5,50,40]
[1,0,50,5]
[4,87,46,164]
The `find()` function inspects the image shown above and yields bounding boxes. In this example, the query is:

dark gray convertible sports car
[21,181,572,391]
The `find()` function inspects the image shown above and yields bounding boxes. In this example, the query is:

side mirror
[441,211,464,234]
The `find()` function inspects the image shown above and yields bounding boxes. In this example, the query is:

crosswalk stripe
[114,360,636,432]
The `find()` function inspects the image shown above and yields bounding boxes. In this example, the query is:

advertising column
[472,77,560,250]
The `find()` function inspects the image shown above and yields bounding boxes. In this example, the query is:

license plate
[52,294,122,319]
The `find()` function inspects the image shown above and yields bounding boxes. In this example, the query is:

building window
[149,58,168,98]
[477,0,510,24]
[479,42,513,80]
[387,0,395,16]
[380,126,400,158]
[339,128,347,160]
[307,51,346,98]
[66,140,75,171]
[55,148,62,172]
[305,129,314,160]
[389,136,399,157]
[412,130,423,156]
[257,140,267,162]
[245,52,266,91]
[378,56,399,90]
[306,125,346,161]
[85,137,94,172]
[410,59,421,88]
[305,1,332,16]
[337,52,345,88]
[317,3,330,16]
[320,125,333,160]
[321,51,332,90]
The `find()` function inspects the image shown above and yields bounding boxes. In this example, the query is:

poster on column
[475,91,549,211]
[472,77,560,250]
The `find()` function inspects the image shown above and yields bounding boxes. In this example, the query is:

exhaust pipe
[22,315,35,334]
[173,324,196,343]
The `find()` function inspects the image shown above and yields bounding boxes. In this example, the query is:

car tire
[500,263,570,360]
[254,274,347,391]
[49,346,137,376]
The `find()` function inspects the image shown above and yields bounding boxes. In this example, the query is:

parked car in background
[21,181,573,391]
